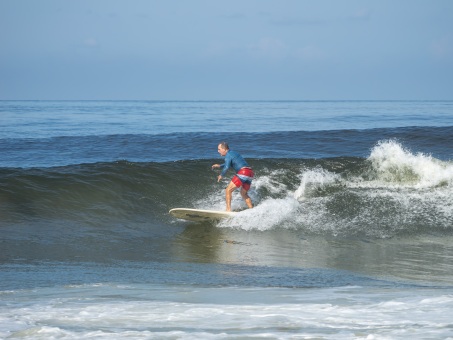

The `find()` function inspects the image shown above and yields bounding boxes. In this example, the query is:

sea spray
[294,167,341,201]
[367,140,453,188]
[218,197,300,231]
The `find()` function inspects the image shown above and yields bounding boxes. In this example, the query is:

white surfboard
[169,208,236,222]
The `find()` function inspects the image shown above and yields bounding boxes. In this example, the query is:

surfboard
[169,208,236,222]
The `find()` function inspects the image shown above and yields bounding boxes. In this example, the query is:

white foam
[2,285,453,339]
[253,168,289,195]
[367,140,453,188]
[294,167,340,201]
[219,196,300,231]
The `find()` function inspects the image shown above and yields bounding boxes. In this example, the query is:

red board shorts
[231,167,254,191]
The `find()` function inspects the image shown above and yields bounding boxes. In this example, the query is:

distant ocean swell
[1,140,451,239]
[1,126,452,168]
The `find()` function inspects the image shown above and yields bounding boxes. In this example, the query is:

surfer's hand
[212,164,220,170]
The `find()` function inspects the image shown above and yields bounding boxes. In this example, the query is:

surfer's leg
[240,187,253,209]
[225,181,237,211]
[235,168,253,209]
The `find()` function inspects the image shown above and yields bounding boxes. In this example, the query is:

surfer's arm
[213,152,231,179]
[219,163,229,177]
[212,161,229,177]
[211,163,225,182]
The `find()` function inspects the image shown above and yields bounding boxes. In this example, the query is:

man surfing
[211,142,254,212]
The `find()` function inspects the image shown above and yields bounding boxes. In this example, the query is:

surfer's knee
[226,182,237,193]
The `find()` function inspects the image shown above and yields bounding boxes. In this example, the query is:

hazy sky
[1,0,452,100]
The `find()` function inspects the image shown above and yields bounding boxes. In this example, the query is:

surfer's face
[218,145,228,156]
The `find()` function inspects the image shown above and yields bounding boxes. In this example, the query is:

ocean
[1,100,453,339]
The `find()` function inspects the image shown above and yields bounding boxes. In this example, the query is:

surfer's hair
[219,141,229,150]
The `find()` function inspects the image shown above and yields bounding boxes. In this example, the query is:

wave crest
[367,140,453,188]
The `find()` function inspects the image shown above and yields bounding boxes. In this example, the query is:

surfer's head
[218,142,229,156]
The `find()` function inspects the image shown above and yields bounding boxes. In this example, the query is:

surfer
[211,142,254,211]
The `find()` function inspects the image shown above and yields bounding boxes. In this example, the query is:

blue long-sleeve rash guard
[220,150,249,177]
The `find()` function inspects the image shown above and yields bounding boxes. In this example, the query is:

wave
[220,141,453,237]
[1,126,452,168]
[1,141,452,239]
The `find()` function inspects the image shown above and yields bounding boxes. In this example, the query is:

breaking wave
[1,140,452,239]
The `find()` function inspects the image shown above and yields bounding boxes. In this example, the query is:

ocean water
[1,100,453,339]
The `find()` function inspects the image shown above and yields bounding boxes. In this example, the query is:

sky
[0,0,452,100]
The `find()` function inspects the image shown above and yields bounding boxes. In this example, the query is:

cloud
[247,38,288,59]
[205,38,289,60]
[204,38,326,64]
[348,9,371,21]
[295,45,326,61]
[268,8,371,27]
[203,41,242,58]
[430,36,453,60]
[83,38,100,48]
[222,12,247,20]
[269,17,326,27]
